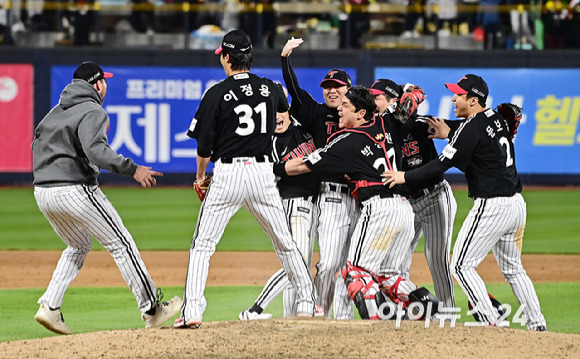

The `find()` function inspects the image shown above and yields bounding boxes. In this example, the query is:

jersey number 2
[234,102,267,136]
[499,137,514,167]
[373,148,398,180]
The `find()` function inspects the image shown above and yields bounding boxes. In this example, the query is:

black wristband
[273,162,288,177]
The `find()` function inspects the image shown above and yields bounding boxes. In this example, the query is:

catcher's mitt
[496,102,522,140]
[193,177,211,202]
[394,85,426,123]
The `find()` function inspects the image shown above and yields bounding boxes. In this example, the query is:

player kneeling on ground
[342,263,439,320]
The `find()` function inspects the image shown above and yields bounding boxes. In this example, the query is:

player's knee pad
[341,263,384,320]
[407,287,440,320]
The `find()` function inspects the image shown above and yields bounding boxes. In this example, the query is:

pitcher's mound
[2,319,578,358]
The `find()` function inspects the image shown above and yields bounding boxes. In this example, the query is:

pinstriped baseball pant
[252,196,318,316]
[34,185,157,313]
[181,160,316,321]
[351,195,418,297]
[315,183,359,319]
[451,193,546,329]
[400,180,457,308]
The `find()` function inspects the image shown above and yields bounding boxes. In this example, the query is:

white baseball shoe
[34,303,72,335]
[239,309,272,320]
[142,295,183,328]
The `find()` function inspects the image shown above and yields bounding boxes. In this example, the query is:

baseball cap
[215,29,253,55]
[369,79,401,98]
[73,61,113,85]
[445,74,488,103]
[319,69,352,88]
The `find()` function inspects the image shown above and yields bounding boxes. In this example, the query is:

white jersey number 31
[234,102,267,136]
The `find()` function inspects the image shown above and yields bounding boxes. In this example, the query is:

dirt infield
[1,251,579,358]
[3,320,580,359]
[1,251,579,289]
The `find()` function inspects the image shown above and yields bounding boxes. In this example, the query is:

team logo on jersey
[189,118,198,132]
[306,151,322,164]
[442,144,457,159]
[408,156,423,167]
[375,133,384,140]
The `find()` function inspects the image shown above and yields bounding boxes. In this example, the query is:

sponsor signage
[0,64,34,172]
[51,66,356,173]
[375,67,580,174]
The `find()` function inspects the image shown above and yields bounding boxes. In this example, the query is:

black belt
[220,155,268,164]
[328,183,349,195]
[408,184,438,200]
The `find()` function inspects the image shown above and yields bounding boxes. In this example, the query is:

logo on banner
[0,77,18,102]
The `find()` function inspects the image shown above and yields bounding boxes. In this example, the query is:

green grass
[1,186,578,342]
[1,282,577,342]
[1,187,580,253]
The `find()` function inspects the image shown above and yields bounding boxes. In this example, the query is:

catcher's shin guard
[375,275,416,304]
[407,287,440,320]
[341,263,385,320]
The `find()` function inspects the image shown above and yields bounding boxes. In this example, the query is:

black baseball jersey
[407,109,522,198]
[303,117,405,202]
[272,120,321,199]
[281,57,345,184]
[187,72,288,162]
[400,116,444,193]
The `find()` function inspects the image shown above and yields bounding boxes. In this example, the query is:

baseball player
[175,30,316,328]
[240,100,321,320]
[32,61,182,335]
[370,78,457,309]
[383,74,547,331]
[281,37,359,319]
[279,86,440,320]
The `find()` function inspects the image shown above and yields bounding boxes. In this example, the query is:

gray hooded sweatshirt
[32,79,138,186]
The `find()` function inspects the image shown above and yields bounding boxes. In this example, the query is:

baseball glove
[394,85,426,123]
[496,102,522,140]
[193,177,211,202]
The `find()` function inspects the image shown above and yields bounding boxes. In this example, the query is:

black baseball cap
[369,79,401,98]
[215,29,253,55]
[319,69,351,87]
[445,74,488,103]
[73,61,113,85]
